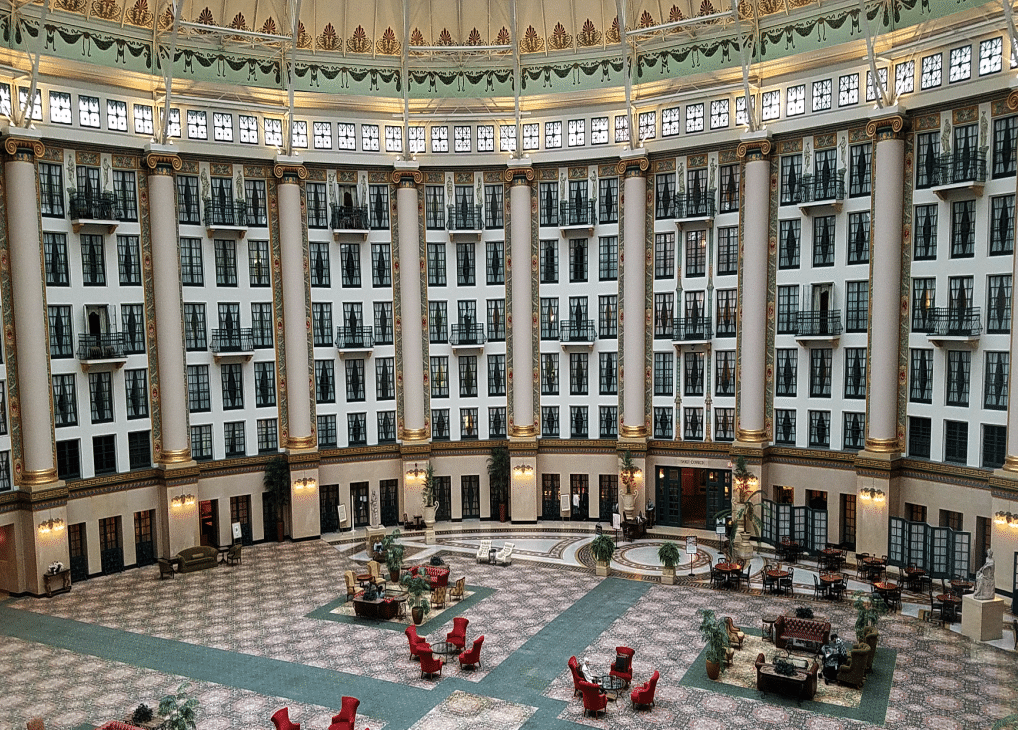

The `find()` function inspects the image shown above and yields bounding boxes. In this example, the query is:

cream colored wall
[197,472,268,544]
[67,484,162,574]
[320,458,401,528]
[764,462,858,544]
[537,452,617,519]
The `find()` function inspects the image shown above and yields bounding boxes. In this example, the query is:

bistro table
[715,562,742,589]
[761,614,779,643]
[904,566,927,591]
[778,540,801,563]
[872,581,898,598]
[820,573,844,599]
[937,593,962,622]
[950,580,974,597]
[820,549,845,571]
[862,557,886,581]
[765,568,790,595]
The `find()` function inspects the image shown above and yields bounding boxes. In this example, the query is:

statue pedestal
[961,595,1005,642]
[424,528,436,545]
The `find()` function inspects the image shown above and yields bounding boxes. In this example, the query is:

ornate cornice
[736,139,772,161]
[3,136,45,161]
[865,114,907,141]
[273,163,308,181]
[392,168,423,186]
[144,152,182,174]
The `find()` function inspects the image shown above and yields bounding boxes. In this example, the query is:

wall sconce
[294,477,317,491]
[859,488,885,502]
[512,464,534,477]
[38,518,65,534]
[994,511,1018,526]
[406,463,426,484]
[171,494,196,508]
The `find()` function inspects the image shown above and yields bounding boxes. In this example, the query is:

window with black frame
[569,352,588,395]
[121,305,144,354]
[484,184,503,229]
[990,195,1014,255]
[39,162,64,217]
[81,234,106,286]
[112,170,138,221]
[655,232,674,278]
[540,298,558,340]
[254,362,276,407]
[808,410,830,448]
[913,204,937,260]
[911,278,936,332]
[715,409,735,442]
[655,174,676,219]
[376,358,395,401]
[88,371,114,423]
[653,407,673,439]
[847,212,869,265]
[314,360,335,403]
[717,227,738,275]
[317,415,337,448]
[813,216,835,267]
[843,413,864,450]
[599,352,617,395]
[541,353,558,395]
[984,351,1008,410]
[715,289,736,337]
[371,243,391,287]
[780,155,802,204]
[177,175,200,224]
[486,241,504,285]
[569,238,587,282]
[845,281,868,333]
[569,406,588,438]
[374,302,393,345]
[946,350,970,407]
[987,275,1011,333]
[779,219,800,269]
[541,239,558,283]
[599,178,618,223]
[684,352,704,397]
[456,242,475,286]
[683,407,703,440]
[377,412,396,443]
[48,305,73,358]
[992,115,1017,178]
[487,355,505,397]
[430,357,449,398]
[719,164,739,213]
[45,233,69,286]
[809,348,832,397]
[915,131,940,188]
[599,406,618,438]
[774,409,796,445]
[368,185,389,229]
[654,352,673,396]
[844,348,866,399]
[487,300,505,341]
[345,359,366,402]
[542,406,559,438]
[251,303,272,348]
[715,351,734,396]
[214,239,238,286]
[951,200,975,258]
[539,182,558,226]
[944,420,968,464]
[775,349,797,397]
[777,286,799,334]
[459,355,478,398]
[221,364,244,410]
[428,242,446,286]
[910,348,933,403]
[849,143,871,197]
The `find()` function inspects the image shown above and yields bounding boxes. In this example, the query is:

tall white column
[864,113,906,454]
[394,165,427,441]
[4,136,57,486]
[736,136,772,443]
[274,161,314,448]
[618,153,649,438]
[144,151,191,463]
[507,163,536,437]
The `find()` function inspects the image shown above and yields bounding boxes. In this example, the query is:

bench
[773,615,831,652]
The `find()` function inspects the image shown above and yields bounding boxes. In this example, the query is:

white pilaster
[395,164,426,440]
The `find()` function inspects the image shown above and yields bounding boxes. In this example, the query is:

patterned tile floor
[1,528,1015,730]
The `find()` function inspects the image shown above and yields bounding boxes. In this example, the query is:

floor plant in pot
[658,541,681,585]
[852,592,888,642]
[158,683,199,730]
[422,463,437,527]
[697,608,732,681]
[262,455,290,542]
[714,456,762,562]
[401,572,432,625]
[381,529,405,582]
[619,450,639,519]
[590,533,615,577]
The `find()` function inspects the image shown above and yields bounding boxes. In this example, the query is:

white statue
[973,549,995,600]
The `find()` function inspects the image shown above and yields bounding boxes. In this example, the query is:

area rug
[307,584,494,631]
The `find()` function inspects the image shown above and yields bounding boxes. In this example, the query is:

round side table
[762,615,778,643]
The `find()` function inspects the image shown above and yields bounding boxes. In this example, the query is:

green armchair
[861,627,878,674]
[836,643,871,688]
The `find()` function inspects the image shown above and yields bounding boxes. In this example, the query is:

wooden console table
[43,569,71,598]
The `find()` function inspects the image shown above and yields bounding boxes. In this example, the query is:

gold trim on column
[736,139,772,161]
[273,163,308,181]
[864,437,900,453]
[20,467,58,487]
[1003,454,1018,472]
[1007,90,1018,111]
[616,156,649,177]
[156,447,192,464]
[286,435,316,449]
[401,426,429,442]
[619,424,647,438]
[865,115,907,141]
[392,169,424,186]
[509,424,538,437]
[3,136,45,161]
[736,427,767,443]
[503,167,535,184]
[144,153,182,174]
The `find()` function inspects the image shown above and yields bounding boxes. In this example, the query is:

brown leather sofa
[774,615,831,651]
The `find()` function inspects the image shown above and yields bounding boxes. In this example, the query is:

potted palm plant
[381,529,405,582]
[619,450,639,519]
[401,572,432,625]
[422,463,437,527]
[658,541,681,585]
[487,444,510,522]
[262,455,290,542]
[590,533,615,577]
[853,592,888,642]
[715,456,762,561]
[158,683,199,730]
[697,608,731,680]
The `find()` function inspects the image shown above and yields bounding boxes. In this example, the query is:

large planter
[620,493,636,519]
[661,566,676,585]
[498,503,508,522]
[705,659,721,681]
[423,505,436,527]
[412,605,424,625]
[595,560,610,577]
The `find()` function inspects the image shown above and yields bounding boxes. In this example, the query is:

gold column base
[1003,455,1018,472]
[509,424,538,437]
[20,467,59,487]
[157,447,192,465]
[401,426,429,442]
[864,437,900,454]
[619,424,647,438]
[286,435,316,449]
[736,427,767,443]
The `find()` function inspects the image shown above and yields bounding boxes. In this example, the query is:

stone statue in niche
[973,549,995,600]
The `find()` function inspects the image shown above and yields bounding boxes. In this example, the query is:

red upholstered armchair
[419,649,444,679]
[567,656,583,697]
[458,635,484,670]
[271,708,300,730]
[405,625,428,661]
[578,680,608,717]
[328,697,359,730]
[609,646,636,687]
[630,670,659,709]
[447,616,469,650]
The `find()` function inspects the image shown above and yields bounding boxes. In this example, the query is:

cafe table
[765,568,790,594]
[950,580,973,597]
[937,593,962,622]
[715,562,742,588]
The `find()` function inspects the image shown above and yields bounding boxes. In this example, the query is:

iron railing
[335,327,375,349]
[796,171,846,203]
[450,322,486,346]
[926,307,981,337]
[210,328,254,352]
[69,191,118,220]
[203,200,248,227]
[559,319,596,343]
[447,204,483,231]
[331,204,368,230]
[672,317,713,341]
[558,199,596,226]
[795,310,843,337]
[77,332,125,360]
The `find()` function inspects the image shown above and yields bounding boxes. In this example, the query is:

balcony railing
[69,191,119,221]
[935,151,987,187]
[558,200,596,227]
[559,319,596,343]
[677,190,716,219]
[204,200,248,227]
[331,204,368,230]
[335,326,374,349]
[77,332,125,360]
[673,317,713,341]
[447,204,482,231]
[210,328,253,353]
[926,307,981,337]
[795,310,843,337]
[796,171,846,204]
[450,322,486,346]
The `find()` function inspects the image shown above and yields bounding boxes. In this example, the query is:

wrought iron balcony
[676,190,716,220]
[925,307,981,338]
[69,191,119,224]
[447,204,482,232]
[210,328,254,354]
[796,171,846,205]
[204,199,248,228]
[558,199,596,227]
[672,317,713,342]
[450,322,486,346]
[935,150,987,187]
[331,204,368,231]
[77,332,125,361]
[335,327,375,349]
[559,319,596,344]
[795,310,843,337]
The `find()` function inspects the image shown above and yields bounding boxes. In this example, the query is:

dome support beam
[282,0,304,157]
[511,0,522,155]
[1002,0,1018,72]
[157,0,186,145]
[8,0,51,129]
[860,0,892,108]
[615,0,636,150]
[731,0,760,133]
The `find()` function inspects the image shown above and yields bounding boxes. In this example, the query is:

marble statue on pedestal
[973,550,995,600]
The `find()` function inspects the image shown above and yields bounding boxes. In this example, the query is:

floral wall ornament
[297,22,312,48]
[669,5,685,22]
[125,0,152,27]
[496,27,510,45]
[260,18,277,35]
[578,19,601,47]
[606,18,620,44]
[91,0,120,20]
[410,28,426,46]
[58,0,87,12]
[520,25,544,53]
[639,10,656,28]
[195,7,215,30]
[467,28,483,46]
[377,27,401,56]
[549,23,572,51]
[438,28,454,46]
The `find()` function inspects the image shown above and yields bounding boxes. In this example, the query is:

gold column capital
[273,163,308,181]
[503,166,535,185]
[392,168,423,186]
[866,114,908,141]
[19,466,59,488]
[616,155,649,177]
[509,424,538,437]
[3,136,45,161]
[1002,454,1018,472]
[144,152,182,174]
[1007,90,1018,112]
[736,139,772,161]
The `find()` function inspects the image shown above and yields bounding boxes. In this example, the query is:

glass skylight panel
[685,104,704,133]
[865,69,887,102]
[710,99,729,129]
[661,107,681,136]
[313,121,332,149]
[477,125,494,152]
[980,37,1003,75]
[107,100,127,131]
[133,104,153,135]
[761,90,780,121]
[500,125,517,152]
[167,108,180,138]
[336,123,356,150]
[949,46,971,82]
[838,74,859,106]
[454,125,472,152]
[812,80,832,111]
[523,123,540,150]
[590,117,608,145]
[545,121,562,148]
[17,89,41,120]
[921,54,942,89]
[0,83,10,117]
[896,61,915,95]
[735,96,749,126]
[384,125,402,152]
[264,118,283,147]
[614,115,629,143]
[567,119,584,147]
[786,85,805,116]
[638,111,656,140]
[239,115,258,144]
[49,91,71,125]
[409,125,426,153]
[186,110,207,139]
[79,95,100,127]
[291,120,308,148]
[431,125,449,152]
[213,112,233,141]
[362,124,380,151]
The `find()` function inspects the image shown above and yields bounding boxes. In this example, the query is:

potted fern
[658,541,681,585]
[422,463,437,527]
[697,608,731,680]
[591,533,615,577]
[381,529,405,582]
[401,572,431,625]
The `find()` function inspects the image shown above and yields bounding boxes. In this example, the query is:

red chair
[419,649,444,679]
[609,646,635,687]
[270,708,300,730]
[567,656,583,697]
[458,635,484,670]
[446,616,469,650]
[578,680,607,717]
[328,697,359,730]
[405,625,428,661]
[630,670,659,710]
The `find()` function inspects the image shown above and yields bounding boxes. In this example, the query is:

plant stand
[661,567,676,585]
[425,528,436,545]
[595,561,610,577]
